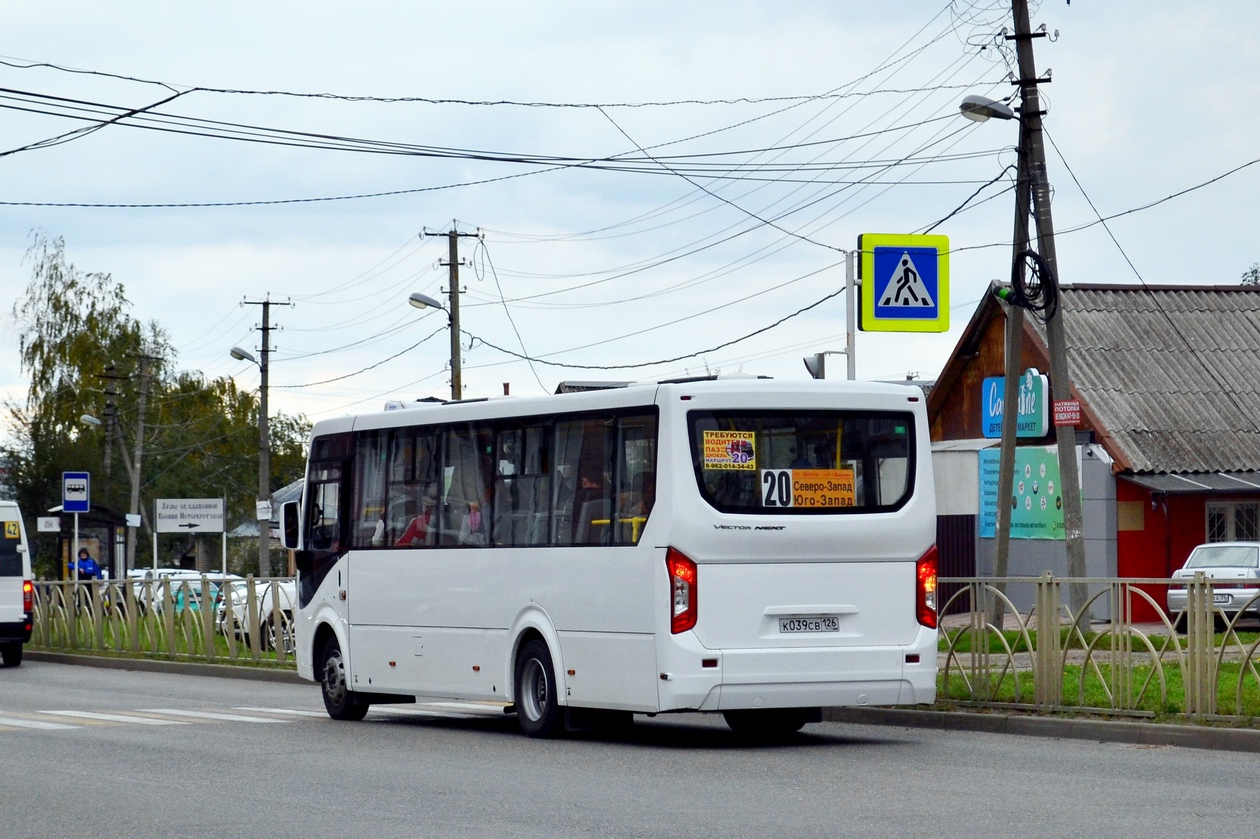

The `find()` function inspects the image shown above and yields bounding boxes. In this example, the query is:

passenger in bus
[396,493,437,547]
[459,484,492,546]
[620,471,657,518]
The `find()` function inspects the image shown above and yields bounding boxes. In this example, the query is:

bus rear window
[688,410,915,514]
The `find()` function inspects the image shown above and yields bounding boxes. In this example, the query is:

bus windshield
[688,409,915,514]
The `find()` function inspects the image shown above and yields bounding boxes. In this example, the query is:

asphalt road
[2,659,1256,838]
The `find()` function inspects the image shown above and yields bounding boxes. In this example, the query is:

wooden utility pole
[431,226,481,401]
[1008,0,1088,613]
[241,295,291,577]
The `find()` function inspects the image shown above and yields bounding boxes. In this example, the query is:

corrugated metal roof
[1031,285,1260,474]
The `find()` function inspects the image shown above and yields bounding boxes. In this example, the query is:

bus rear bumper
[658,630,937,711]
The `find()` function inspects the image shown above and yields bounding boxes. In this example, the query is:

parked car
[217,579,295,653]
[1167,541,1260,631]
[131,570,242,616]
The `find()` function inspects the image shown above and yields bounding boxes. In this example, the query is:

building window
[1206,501,1260,542]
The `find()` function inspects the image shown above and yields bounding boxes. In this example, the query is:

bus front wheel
[515,639,563,738]
[320,636,369,721]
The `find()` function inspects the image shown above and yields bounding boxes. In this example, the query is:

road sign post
[63,472,90,582]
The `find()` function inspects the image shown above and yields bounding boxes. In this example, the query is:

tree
[1243,263,1260,286]
[3,233,310,578]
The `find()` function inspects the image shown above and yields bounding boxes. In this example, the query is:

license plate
[1213,593,1231,605]
[779,616,839,633]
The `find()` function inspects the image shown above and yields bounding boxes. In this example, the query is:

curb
[824,706,1260,753]
[25,651,305,685]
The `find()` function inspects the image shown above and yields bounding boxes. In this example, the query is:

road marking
[41,710,190,726]
[140,709,288,723]
[0,714,79,730]
[235,707,326,718]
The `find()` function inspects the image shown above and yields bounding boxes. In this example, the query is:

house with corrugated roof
[928,282,1260,620]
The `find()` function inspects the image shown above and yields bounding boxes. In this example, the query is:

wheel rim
[323,649,348,706]
[520,657,547,722]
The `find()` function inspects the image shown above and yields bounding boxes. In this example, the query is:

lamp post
[961,0,1088,626]
[230,345,272,577]
[409,292,460,400]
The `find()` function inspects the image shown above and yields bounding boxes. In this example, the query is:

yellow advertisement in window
[702,430,756,471]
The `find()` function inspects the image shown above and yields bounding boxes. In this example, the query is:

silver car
[1167,542,1260,631]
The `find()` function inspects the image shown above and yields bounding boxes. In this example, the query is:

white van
[0,500,34,667]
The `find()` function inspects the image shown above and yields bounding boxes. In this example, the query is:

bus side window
[613,414,657,545]
[440,424,493,547]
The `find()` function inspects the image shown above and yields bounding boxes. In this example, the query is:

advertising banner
[978,446,1065,540]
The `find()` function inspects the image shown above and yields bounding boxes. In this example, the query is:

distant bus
[0,499,34,668]
[280,377,938,737]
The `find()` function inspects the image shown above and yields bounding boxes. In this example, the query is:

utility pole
[429,226,480,401]
[241,295,290,577]
[125,354,152,574]
[1008,0,1088,614]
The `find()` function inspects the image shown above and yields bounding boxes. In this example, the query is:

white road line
[234,707,327,718]
[0,715,79,730]
[41,710,189,726]
[140,709,288,723]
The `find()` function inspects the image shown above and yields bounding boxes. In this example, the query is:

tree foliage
[1243,263,1260,286]
[2,233,310,578]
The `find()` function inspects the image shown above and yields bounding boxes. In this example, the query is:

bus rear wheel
[320,636,368,721]
[0,642,21,667]
[515,639,563,738]
[723,708,814,738]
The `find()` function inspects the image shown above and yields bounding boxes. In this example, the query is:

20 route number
[762,469,793,508]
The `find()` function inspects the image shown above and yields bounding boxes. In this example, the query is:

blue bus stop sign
[63,471,90,514]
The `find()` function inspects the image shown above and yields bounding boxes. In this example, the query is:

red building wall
[1116,479,1206,621]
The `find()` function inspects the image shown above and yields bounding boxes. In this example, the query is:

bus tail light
[23,579,33,614]
[916,546,938,629]
[666,548,697,634]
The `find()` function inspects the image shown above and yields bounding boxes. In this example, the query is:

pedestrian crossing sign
[858,233,949,333]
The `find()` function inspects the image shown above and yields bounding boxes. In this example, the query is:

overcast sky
[2,1,1258,428]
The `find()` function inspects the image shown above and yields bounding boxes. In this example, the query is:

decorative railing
[940,574,1260,719]
[30,575,296,668]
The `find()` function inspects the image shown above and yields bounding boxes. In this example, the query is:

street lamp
[958,94,1016,123]
[230,345,272,577]
[409,292,460,400]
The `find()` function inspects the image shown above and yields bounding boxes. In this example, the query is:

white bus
[281,377,938,737]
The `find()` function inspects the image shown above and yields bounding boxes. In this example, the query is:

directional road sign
[858,233,950,332]
[155,498,225,533]
[63,471,90,514]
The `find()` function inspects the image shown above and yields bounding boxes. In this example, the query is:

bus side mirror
[280,500,301,550]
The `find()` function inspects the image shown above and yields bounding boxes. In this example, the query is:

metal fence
[32,572,1260,720]
[30,575,297,668]
[941,574,1260,719]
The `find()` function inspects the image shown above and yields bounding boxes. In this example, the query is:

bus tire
[722,708,813,738]
[0,642,21,667]
[320,636,368,721]
[515,639,563,738]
